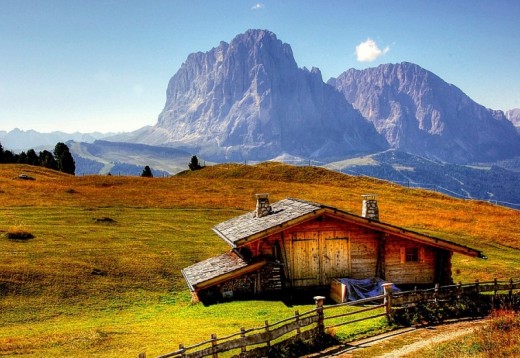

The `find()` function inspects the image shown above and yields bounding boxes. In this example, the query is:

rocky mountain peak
[152,29,387,161]
[329,62,520,163]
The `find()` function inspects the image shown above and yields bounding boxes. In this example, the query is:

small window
[405,247,419,262]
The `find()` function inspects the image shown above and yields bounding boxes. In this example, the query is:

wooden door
[291,231,320,287]
[290,230,349,287]
[320,230,350,285]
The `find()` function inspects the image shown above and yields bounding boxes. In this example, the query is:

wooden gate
[290,230,349,287]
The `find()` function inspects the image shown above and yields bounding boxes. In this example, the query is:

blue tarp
[337,277,400,301]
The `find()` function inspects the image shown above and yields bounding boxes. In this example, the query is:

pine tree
[53,142,75,175]
[26,149,39,166]
[39,150,58,170]
[188,155,203,171]
[141,165,153,178]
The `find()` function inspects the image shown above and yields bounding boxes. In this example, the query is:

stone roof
[182,251,251,291]
[213,198,322,246]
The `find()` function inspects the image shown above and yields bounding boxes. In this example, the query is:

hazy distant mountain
[69,140,193,175]
[0,128,113,151]
[328,62,520,164]
[120,29,388,161]
[506,108,520,133]
[327,150,520,207]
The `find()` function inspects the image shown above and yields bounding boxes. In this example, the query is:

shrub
[6,226,34,240]
[390,294,492,327]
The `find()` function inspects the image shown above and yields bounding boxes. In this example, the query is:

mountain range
[3,29,520,206]
[115,29,520,165]
[0,128,113,151]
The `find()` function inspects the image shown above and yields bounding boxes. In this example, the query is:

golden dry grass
[0,163,518,356]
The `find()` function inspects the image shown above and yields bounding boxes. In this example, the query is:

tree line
[0,141,76,175]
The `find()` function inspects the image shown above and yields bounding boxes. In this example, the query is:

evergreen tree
[54,142,75,175]
[39,150,58,170]
[0,142,4,163]
[18,151,28,164]
[26,149,39,166]
[188,155,203,171]
[141,165,153,178]
[3,150,15,163]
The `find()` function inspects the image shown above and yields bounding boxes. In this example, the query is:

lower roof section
[182,251,266,291]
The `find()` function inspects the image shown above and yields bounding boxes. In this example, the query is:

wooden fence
[142,279,520,358]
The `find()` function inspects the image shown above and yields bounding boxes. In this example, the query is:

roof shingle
[182,252,249,290]
[213,198,321,245]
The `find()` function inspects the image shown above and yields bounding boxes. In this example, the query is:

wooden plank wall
[385,235,436,284]
[242,215,442,288]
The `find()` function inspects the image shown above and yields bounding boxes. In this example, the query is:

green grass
[0,163,519,356]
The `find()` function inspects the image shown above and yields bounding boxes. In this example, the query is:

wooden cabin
[182,194,484,302]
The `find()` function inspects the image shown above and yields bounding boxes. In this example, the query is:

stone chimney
[255,193,272,218]
[361,194,379,221]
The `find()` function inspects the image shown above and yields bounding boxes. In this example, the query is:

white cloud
[251,3,264,10]
[355,38,390,62]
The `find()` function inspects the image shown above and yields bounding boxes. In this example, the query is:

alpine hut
[182,194,484,302]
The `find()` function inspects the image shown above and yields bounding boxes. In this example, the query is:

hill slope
[0,163,518,356]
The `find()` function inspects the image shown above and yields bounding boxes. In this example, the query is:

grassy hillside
[0,163,519,356]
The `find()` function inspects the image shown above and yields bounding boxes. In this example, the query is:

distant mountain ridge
[328,62,520,163]
[69,140,192,176]
[327,150,520,208]
[0,128,114,151]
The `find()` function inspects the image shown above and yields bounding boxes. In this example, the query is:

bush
[390,294,492,327]
[6,226,34,240]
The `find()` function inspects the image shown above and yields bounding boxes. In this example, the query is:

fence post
[475,279,480,294]
[434,283,439,303]
[295,310,301,335]
[138,353,146,358]
[211,334,218,358]
[382,283,393,321]
[179,344,186,358]
[314,296,326,334]
[240,327,247,355]
[264,320,271,347]
[510,278,514,300]
[493,278,498,307]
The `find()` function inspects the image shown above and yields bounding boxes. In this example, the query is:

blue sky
[1,0,519,133]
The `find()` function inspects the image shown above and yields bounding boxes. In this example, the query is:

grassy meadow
[0,163,519,356]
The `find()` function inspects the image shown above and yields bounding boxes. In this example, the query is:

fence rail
[144,279,520,358]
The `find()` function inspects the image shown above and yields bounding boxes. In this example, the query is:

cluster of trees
[0,141,76,175]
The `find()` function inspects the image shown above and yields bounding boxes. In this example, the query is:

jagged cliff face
[506,109,520,133]
[154,30,388,161]
[329,62,520,163]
